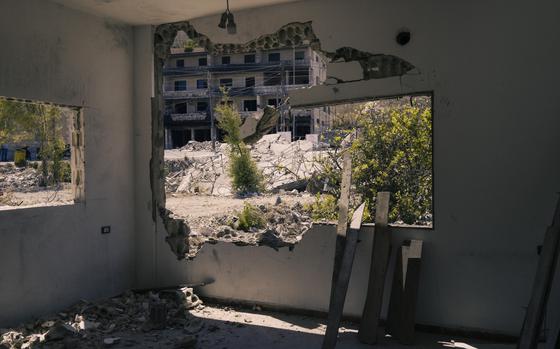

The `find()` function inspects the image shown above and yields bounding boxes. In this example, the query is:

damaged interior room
[1,0,559,348]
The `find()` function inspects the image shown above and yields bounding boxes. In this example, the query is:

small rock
[103,337,121,346]
[41,320,56,328]
[44,322,77,341]
[175,335,197,349]
[274,196,282,205]
[78,319,100,331]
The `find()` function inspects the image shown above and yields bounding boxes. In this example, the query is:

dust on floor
[0,294,521,349]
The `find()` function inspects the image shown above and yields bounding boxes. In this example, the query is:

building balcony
[254,84,308,95]
[163,89,209,99]
[165,112,209,123]
[163,60,310,76]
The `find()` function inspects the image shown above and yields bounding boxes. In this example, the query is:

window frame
[243,99,258,112]
[219,78,233,88]
[244,54,256,63]
[268,52,281,62]
[0,96,85,209]
[196,79,208,89]
[196,101,208,112]
[174,80,187,91]
[245,77,255,87]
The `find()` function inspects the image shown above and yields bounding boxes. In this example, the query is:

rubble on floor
[0,288,203,349]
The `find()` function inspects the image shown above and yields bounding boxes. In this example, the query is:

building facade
[162,44,331,149]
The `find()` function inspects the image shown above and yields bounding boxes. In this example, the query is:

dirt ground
[0,186,73,210]
[166,193,314,222]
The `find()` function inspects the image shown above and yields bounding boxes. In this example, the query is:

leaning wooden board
[518,196,560,349]
[327,152,353,308]
[322,151,354,349]
[322,202,366,349]
[358,191,391,344]
[386,239,424,344]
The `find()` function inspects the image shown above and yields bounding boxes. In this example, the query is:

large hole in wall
[0,97,85,210]
[152,22,427,260]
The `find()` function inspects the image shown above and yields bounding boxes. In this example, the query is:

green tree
[351,100,432,224]
[215,97,264,194]
[0,99,67,185]
[313,97,432,225]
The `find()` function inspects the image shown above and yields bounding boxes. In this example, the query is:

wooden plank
[322,202,366,349]
[518,196,560,349]
[336,152,352,238]
[328,152,353,314]
[358,191,391,344]
[551,323,560,349]
[386,239,424,344]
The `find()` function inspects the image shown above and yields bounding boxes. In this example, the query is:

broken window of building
[268,52,280,62]
[174,80,187,91]
[155,23,424,260]
[196,79,208,89]
[243,100,257,112]
[219,78,233,88]
[244,54,256,64]
[245,77,255,87]
[0,97,84,210]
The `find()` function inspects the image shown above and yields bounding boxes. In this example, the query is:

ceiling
[50,0,302,25]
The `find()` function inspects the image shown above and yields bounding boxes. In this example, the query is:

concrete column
[190,128,195,141]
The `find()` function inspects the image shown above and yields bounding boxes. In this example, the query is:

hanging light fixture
[218,0,236,34]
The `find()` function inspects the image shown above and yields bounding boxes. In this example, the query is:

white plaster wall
[133,0,560,337]
[0,0,135,326]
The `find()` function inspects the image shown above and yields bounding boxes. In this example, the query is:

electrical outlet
[101,226,111,234]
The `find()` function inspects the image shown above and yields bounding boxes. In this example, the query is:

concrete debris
[103,337,120,346]
[0,165,40,192]
[0,288,202,349]
[186,200,313,257]
[165,135,323,196]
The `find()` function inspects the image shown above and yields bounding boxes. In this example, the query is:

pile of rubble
[177,141,216,152]
[164,135,323,196]
[0,165,40,192]
[185,198,313,258]
[0,288,202,349]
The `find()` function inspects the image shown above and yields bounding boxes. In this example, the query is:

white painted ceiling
[49,0,302,25]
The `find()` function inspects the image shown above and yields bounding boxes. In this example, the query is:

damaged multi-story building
[163,40,331,148]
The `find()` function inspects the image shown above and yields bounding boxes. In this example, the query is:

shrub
[351,101,432,224]
[215,95,264,194]
[305,193,338,222]
[229,146,264,193]
[237,203,265,231]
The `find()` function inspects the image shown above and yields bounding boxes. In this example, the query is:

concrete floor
[189,305,516,349]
